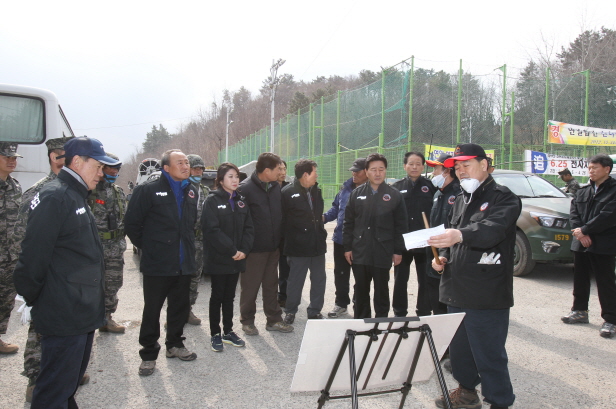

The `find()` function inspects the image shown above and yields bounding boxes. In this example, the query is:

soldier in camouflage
[0,142,22,355]
[187,154,209,325]
[88,152,127,333]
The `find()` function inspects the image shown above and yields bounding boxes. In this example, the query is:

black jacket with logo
[202,188,254,274]
[570,176,616,255]
[392,175,436,233]
[281,180,327,257]
[439,176,521,309]
[13,169,105,336]
[342,182,408,269]
[238,171,282,253]
[124,174,198,276]
[426,180,461,278]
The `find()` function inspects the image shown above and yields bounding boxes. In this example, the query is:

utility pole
[225,105,233,163]
[269,58,286,153]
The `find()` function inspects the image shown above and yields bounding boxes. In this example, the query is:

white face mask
[431,174,445,189]
[460,178,481,194]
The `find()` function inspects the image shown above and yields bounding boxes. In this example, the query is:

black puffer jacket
[281,180,327,257]
[13,169,105,336]
[439,176,521,309]
[238,171,282,253]
[570,176,616,255]
[202,188,254,274]
[124,173,198,276]
[343,182,408,269]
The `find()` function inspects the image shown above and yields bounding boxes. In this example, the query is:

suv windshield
[491,173,567,198]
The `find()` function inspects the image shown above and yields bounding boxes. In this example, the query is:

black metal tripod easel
[316,317,452,409]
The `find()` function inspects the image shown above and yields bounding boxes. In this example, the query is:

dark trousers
[425,275,448,315]
[572,251,616,324]
[333,242,352,308]
[240,250,283,326]
[32,331,94,409]
[448,306,515,408]
[139,274,191,361]
[209,273,240,336]
[352,264,390,319]
[393,250,428,316]
[278,249,290,302]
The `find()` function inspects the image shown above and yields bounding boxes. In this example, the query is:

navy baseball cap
[57,137,120,166]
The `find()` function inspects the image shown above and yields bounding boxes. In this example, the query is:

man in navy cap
[14,137,120,408]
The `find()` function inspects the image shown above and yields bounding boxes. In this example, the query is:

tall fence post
[543,66,550,152]
[297,108,301,160]
[407,56,414,152]
[456,59,463,144]
[509,91,515,170]
[381,69,386,149]
[500,64,507,167]
[336,90,341,186]
[286,114,290,160]
[320,96,324,159]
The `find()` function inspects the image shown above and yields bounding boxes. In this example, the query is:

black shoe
[283,313,295,325]
[278,299,286,308]
[308,313,326,320]
[222,331,245,347]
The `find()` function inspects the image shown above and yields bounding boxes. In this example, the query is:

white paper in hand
[403,224,445,250]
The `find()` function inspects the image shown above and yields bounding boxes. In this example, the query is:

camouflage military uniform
[0,175,21,336]
[88,179,127,315]
[190,182,209,305]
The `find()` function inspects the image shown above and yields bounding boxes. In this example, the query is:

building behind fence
[220,57,616,201]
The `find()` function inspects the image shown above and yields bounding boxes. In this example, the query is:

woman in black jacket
[202,163,254,352]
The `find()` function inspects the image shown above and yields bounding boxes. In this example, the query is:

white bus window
[0,94,45,143]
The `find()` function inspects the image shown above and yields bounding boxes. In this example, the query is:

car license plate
[555,234,570,241]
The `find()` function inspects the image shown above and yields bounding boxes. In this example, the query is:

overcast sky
[2,0,615,162]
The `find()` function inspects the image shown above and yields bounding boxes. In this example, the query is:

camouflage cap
[187,154,205,169]
[45,136,74,151]
[105,152,122,168]
[0,142,23,157]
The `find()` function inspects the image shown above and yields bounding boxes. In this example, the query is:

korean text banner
[425,144,495,163]
[549,121,616,146]
[524,150,588,176]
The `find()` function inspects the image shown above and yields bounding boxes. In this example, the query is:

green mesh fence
[221,60,616,202]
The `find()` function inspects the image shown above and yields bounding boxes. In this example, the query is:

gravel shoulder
[2,225,614,408]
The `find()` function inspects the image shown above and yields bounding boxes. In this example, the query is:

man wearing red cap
[428,143,520,409]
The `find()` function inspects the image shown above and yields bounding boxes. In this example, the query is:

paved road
[2,229,614,408]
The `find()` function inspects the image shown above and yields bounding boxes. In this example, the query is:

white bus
[0,84,75,189]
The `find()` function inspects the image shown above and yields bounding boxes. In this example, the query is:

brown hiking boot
[0,337,19,354]
[99,314,125,333]
[187,309,201,325]
[435,385,482,409]
[242,324,259,336]
[139,360,156,376]
[265,321,294,333]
